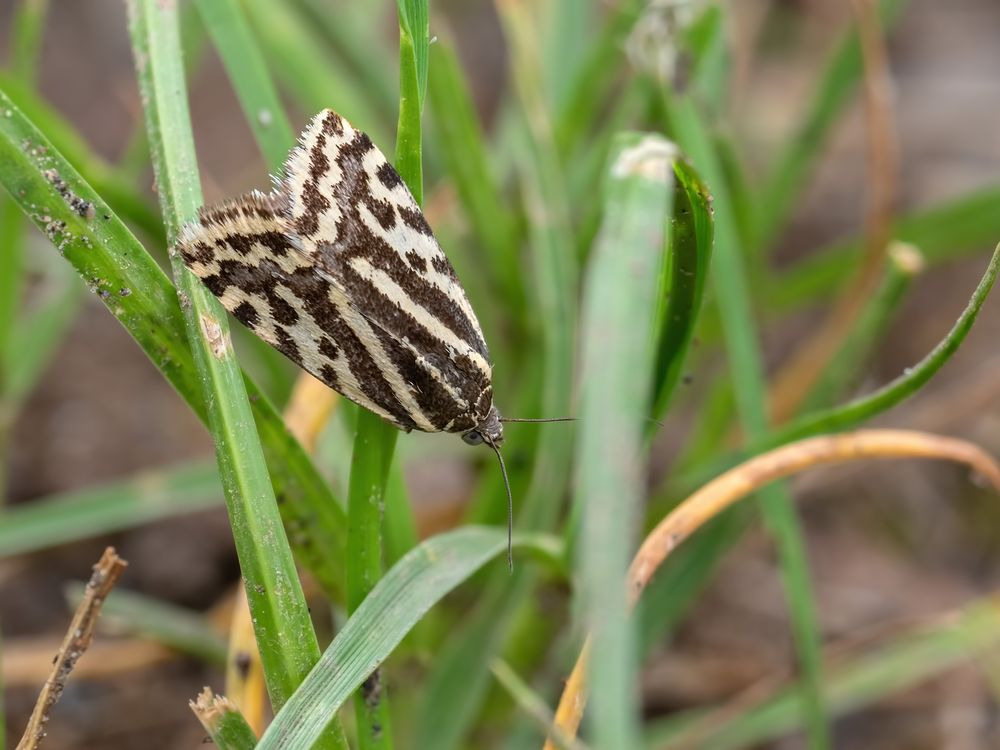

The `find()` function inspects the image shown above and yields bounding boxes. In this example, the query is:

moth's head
[462,406,504,448]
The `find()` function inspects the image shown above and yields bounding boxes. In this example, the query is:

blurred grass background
[1,0,1000,748]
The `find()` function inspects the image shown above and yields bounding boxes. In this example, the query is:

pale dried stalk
[17,547,128,750]
[544,429,1000,748]
[769,0,899,422]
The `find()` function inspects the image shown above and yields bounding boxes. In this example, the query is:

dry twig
[16,547,128,750]
[544,429,1000,749]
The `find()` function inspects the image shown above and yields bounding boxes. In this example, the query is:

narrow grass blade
[64,585,228,666]
[346,4,429,746]
[769,185,1000,311]
[0,462,220,557]
[4,258,83,409]
[243,0,388,145]
[554,0,642,157]
[0,88,348,601]
[412,6,580,746]
[802,242,924,411]
[650,159,714,419]
[576,132,677,749]
[542,0,594,110]
[667,92,830,748]
[193,0,295,169]
[0,73,163,241]
[756,0,907,249]
[427,40,523,314]
[491,659,590,750]
[648,597,1000,749]
[9,0,50,85]
[0,195,24,399]
[127,4,338,738]
[191,688,258,750]
[292,0,396,121]
[258,528,559,749]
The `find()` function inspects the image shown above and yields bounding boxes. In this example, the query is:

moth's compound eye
[462,430,484,446]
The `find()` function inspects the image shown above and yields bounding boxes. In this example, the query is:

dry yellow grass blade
[544,429,1000,749]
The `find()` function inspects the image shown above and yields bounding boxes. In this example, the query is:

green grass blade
[127,3,338,735]
[4,258,83,409]
[64,585,228,665]
[243,0,388,144]
[542,0,594,110]
[648,597,1000,749]
[667,93,830,748]
[577,132,676,749]
[767,243,999,448]
[755,0,907,249]
[193,0,296,169]
[554,0,642,157]
[0,86,348,601]
[192,691,258,750]
[650,159,714,419]
[396,0,429,109]
[9,0,50,85]
[801,242,923,411]
[258,528,557,749]
[426,39,523,313]
[769,185,1000,311]
[0,462,220,557]
[0,73,164,241]
[412,7,580,746]
[0,196,24,398]
[292,0,396,121]
[346,4,429,746]
[491,659,590,750]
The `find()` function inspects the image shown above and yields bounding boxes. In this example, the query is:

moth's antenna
[484,435,514,572]
[499,416,576,424]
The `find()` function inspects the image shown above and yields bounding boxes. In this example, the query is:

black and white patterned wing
[278,110,494,433]
[177,191,430,431]
[177,111,495,434]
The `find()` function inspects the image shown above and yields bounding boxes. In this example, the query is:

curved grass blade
[766,243,1000,448]
[257,527,561,749]
[0,87,347,601]
[127,2,338,732]
[801,242,923,411]
[0,462,220,557]
[650,159,713,419]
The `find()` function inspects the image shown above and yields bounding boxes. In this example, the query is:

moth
[177,109,561,565]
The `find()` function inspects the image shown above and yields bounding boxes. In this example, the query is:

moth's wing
[278,110,493,433]
[176,190,423,431]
